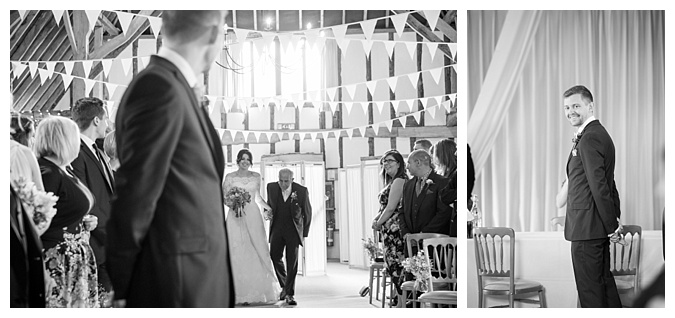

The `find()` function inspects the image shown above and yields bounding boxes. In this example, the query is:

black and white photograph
[9,9,457,309]
[466,10,665,308]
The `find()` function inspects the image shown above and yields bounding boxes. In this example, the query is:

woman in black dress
[431,138,457,237]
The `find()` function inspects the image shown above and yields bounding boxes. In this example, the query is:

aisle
[237,261,379,308]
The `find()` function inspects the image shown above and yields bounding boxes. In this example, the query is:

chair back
[405,233,449,258]
[422,237,457,292]
[373,229,385,261]
[473,227,515,293]
[610,225,642,292]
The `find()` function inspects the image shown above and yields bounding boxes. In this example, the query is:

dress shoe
[279,290,287,301]
[285,295,297,306]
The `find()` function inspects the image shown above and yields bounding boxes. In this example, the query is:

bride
[223,149,281,305]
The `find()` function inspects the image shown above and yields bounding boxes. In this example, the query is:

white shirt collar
[576,115,596,135]
[157,47,198,88]
[81,134,96,154]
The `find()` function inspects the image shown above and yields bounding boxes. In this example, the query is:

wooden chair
[610,225,642,307]
[367,230,390,307]
[419,237,458,307]
[399,233,449,307]
[473,227,547,308]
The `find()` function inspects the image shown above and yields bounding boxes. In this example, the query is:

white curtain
[345,165,366,268]
[468,11,665,232]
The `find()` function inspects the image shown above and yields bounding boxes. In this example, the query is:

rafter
[391,10,455,62]
[98,14,120,36]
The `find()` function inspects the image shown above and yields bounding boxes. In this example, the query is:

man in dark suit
[266,169,312,306]
[10,187,46,308]
[563,85,622,308]
[70,97,114,295]
[107,11,234,308]
[400,149,452,239]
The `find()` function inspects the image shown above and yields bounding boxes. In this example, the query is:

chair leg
[376,269,381,301]
[368,267,374,304]
[509,294,514,308]
[539,289,547,308]
[381,273,386,308]
[478,291,484,308]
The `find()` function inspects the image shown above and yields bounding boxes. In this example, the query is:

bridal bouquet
[402,250,432,292]
[224,186,251,218]
[362,238,382,260]
[11,177,59,234]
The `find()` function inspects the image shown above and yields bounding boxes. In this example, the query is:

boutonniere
[425,179,434,186]
[571,132,582,156]
[290,191,298,202]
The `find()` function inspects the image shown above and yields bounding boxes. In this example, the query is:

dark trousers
[571,238,622,308]
[270,229,300,296]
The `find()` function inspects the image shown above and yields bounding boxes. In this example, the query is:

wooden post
[272,36,281,154]
[70,10,89,103]
[388,32,396,150]
[366,44,374,157]
[334,47,344,168]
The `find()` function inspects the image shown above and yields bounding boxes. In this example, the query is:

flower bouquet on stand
[224,186,251,218]
[402,250,431,293]
[11,177,58,235]
[362,238,382,261]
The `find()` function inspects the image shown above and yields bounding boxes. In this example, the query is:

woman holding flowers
[223,149,280,305]
[35,117,99,308]
[371,149,408,306]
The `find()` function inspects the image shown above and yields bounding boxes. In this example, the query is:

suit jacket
[10,187,46,308]
[266,182,312,246]
[565,120,621,241]
[400,171,452,237]
[71,140,113,264]
[108,55,234,307]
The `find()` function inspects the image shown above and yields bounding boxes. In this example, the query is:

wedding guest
[108,10,234,307]
[562,85,621,308]
[413,139,433,152]
[430,138,457,237]
[400,149,451,238]
[10,186,46,308]
[371,149,408,306]
[70,97,114,296]
[103,130,119,172]
[35,116,99,307]
[10,114,44,191]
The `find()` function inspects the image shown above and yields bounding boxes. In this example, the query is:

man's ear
[588,102,594,114]
[207,24,219,44]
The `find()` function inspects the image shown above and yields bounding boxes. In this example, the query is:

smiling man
[562,85,622,308]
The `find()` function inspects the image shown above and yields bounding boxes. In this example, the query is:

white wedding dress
[224,173,281,304]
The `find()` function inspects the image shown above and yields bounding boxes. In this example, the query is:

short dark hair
[414,139,433,151]
[563,85,593,103]
[162,11,224,44]
[379,149,408,184]
[10,114,35,147]
[71,97,105,131]
[236,148,253,164]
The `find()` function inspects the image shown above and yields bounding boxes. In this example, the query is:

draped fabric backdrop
[468,10,665,232]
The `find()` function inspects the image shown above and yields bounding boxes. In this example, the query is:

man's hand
[608,217,626,245]
[83,214,98,231]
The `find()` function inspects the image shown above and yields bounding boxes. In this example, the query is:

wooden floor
[236,260,386,308]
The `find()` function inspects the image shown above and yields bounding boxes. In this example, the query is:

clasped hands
[83,214,98,231]
[608,217,627,246]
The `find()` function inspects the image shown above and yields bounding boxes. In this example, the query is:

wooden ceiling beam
[89,10,159,60]
[98,14,120,36]
[62,11,79,55]
[434,12,457,42]
[392,10,455,62]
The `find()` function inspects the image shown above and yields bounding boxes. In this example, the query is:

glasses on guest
[381,159,397,165]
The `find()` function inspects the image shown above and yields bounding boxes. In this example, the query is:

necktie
[93,143,113,186]
[193,84,209,113]
[416,177,423,196]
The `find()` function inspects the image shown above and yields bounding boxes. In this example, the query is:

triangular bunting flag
[426,42,439,60]
[18,10,28,21]
[106,83,118,98]
[405,42,417,59]
[446,43,457,59]
[148,16,162,38]
[84,78,96,95]
[45,62,56,78]
[312,36,326,52]
[365,80,377,95]
[429,67,442,85]
[140,56,150,70]
[52,10,64,26]
[427,104,437,119]
[332,24,348,41]
[423,10,441,31]
[345,84,357,100]
[85,10,101,32]
[81,60,93,79]
[12,62,27,78]
[117,11,133,35]
[253,36,271,55]
[420,97,429,109]
[374,101,385,114]
[412,111,421,125]
[346,128,353,139]
[358,126,366,138]
[234,28,249,42]
[120,58,132,76]
[252,132,260,143]
[391,12,409,38]
[344,101,354,115]
[28,62,38,78]
[433,95,443,107]
[407,72,419,86]
[63,61,75,75]
[101,59,113,77]
[383,41,396,60]
[328,101,337,114]
[37,69,50,85]
[386,76,398,92]
[399,116,407,129]
[335,37,349,52]
[61,74,73,89]
[360,19,377,41]
[106,101,117,120]
[361,40,374,57]
[277,33,292,52]
[327,86,338,102]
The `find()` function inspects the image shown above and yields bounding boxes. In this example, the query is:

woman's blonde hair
[103,130,117,160]
[34,116,80,166]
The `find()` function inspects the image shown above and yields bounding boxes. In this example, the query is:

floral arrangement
[263,208,273,221]
[11,177,58,234]
[402,250,432,292]
[572,132,583,156]
[362,238,382,260]
[224,186,251,218]
[425,178,434,186]
[290,191,298,202]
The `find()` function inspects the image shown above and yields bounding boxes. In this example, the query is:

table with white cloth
[467,230,664,308]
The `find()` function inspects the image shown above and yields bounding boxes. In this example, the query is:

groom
[266,169,312,306]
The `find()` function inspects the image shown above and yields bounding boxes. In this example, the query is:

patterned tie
[416,177,424,196]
